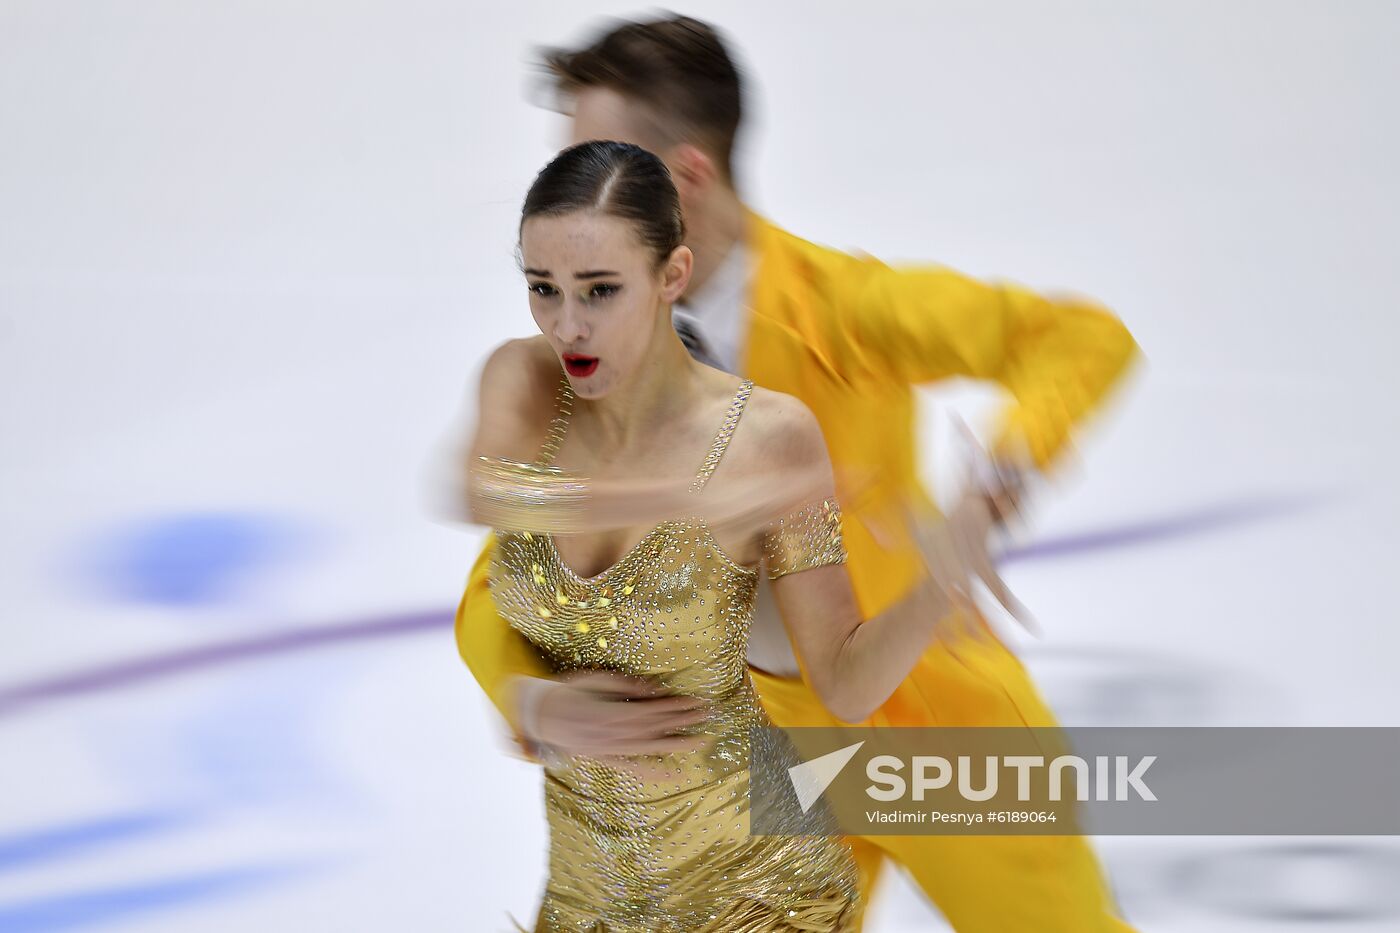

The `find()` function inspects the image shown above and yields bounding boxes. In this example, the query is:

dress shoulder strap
[533,369,574,467]
[690,380,755,493]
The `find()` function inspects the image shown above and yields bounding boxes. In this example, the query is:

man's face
[567,86,711,232]
[567,86,653,152]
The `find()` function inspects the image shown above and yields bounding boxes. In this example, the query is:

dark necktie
[674,315,720,369]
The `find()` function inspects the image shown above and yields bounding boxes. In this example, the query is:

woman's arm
[462,342,831,534]
[759,396,953,724]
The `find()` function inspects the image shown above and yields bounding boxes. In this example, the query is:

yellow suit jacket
[455,207,1140,733]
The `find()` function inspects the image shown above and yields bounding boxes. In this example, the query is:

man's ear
[668,143,718,206]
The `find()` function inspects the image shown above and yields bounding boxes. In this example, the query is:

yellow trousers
[457,536,1136,932]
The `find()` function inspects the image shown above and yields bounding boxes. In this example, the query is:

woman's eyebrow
[522,268,620,279]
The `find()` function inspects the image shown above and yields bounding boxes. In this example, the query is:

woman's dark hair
[520,140,685,271]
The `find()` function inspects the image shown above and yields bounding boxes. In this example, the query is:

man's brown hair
[537,14,744,184]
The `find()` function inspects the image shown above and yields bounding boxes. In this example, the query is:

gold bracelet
[470,455,591,533]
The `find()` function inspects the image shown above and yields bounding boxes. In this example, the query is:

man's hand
[510,672,712,777]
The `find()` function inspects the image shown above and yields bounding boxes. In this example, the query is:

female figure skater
[465,140,965,932]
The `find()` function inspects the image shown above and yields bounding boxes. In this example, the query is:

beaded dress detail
[487,372,860,932]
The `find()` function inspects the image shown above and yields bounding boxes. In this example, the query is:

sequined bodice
[501,519,758,687]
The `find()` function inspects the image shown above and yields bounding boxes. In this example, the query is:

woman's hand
[905,417,1038,638]
[908,489,1035,642]
[447,450,840,538]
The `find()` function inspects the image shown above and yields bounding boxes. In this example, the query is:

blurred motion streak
[1,494,1320,720]
[0,862,321,933]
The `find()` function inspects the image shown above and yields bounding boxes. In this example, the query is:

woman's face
[521,210,689,399]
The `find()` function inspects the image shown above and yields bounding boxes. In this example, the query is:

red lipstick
[562,353,598,377]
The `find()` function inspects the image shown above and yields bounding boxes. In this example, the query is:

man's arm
[454,533,553,735]
[835,256,1142,470]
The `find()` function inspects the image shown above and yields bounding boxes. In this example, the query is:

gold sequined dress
[487,376,862,933]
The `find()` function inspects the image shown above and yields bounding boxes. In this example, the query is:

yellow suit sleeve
[453,533,553,734]
[837,257,1141,469]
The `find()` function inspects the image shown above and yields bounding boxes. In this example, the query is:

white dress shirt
[672,239,751,376]
[671,240,802,678]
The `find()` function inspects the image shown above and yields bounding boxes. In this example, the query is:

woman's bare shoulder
[471,336,564,460]
[736,385,830,470]
[713,385,835,535]
[479,336,559,404]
